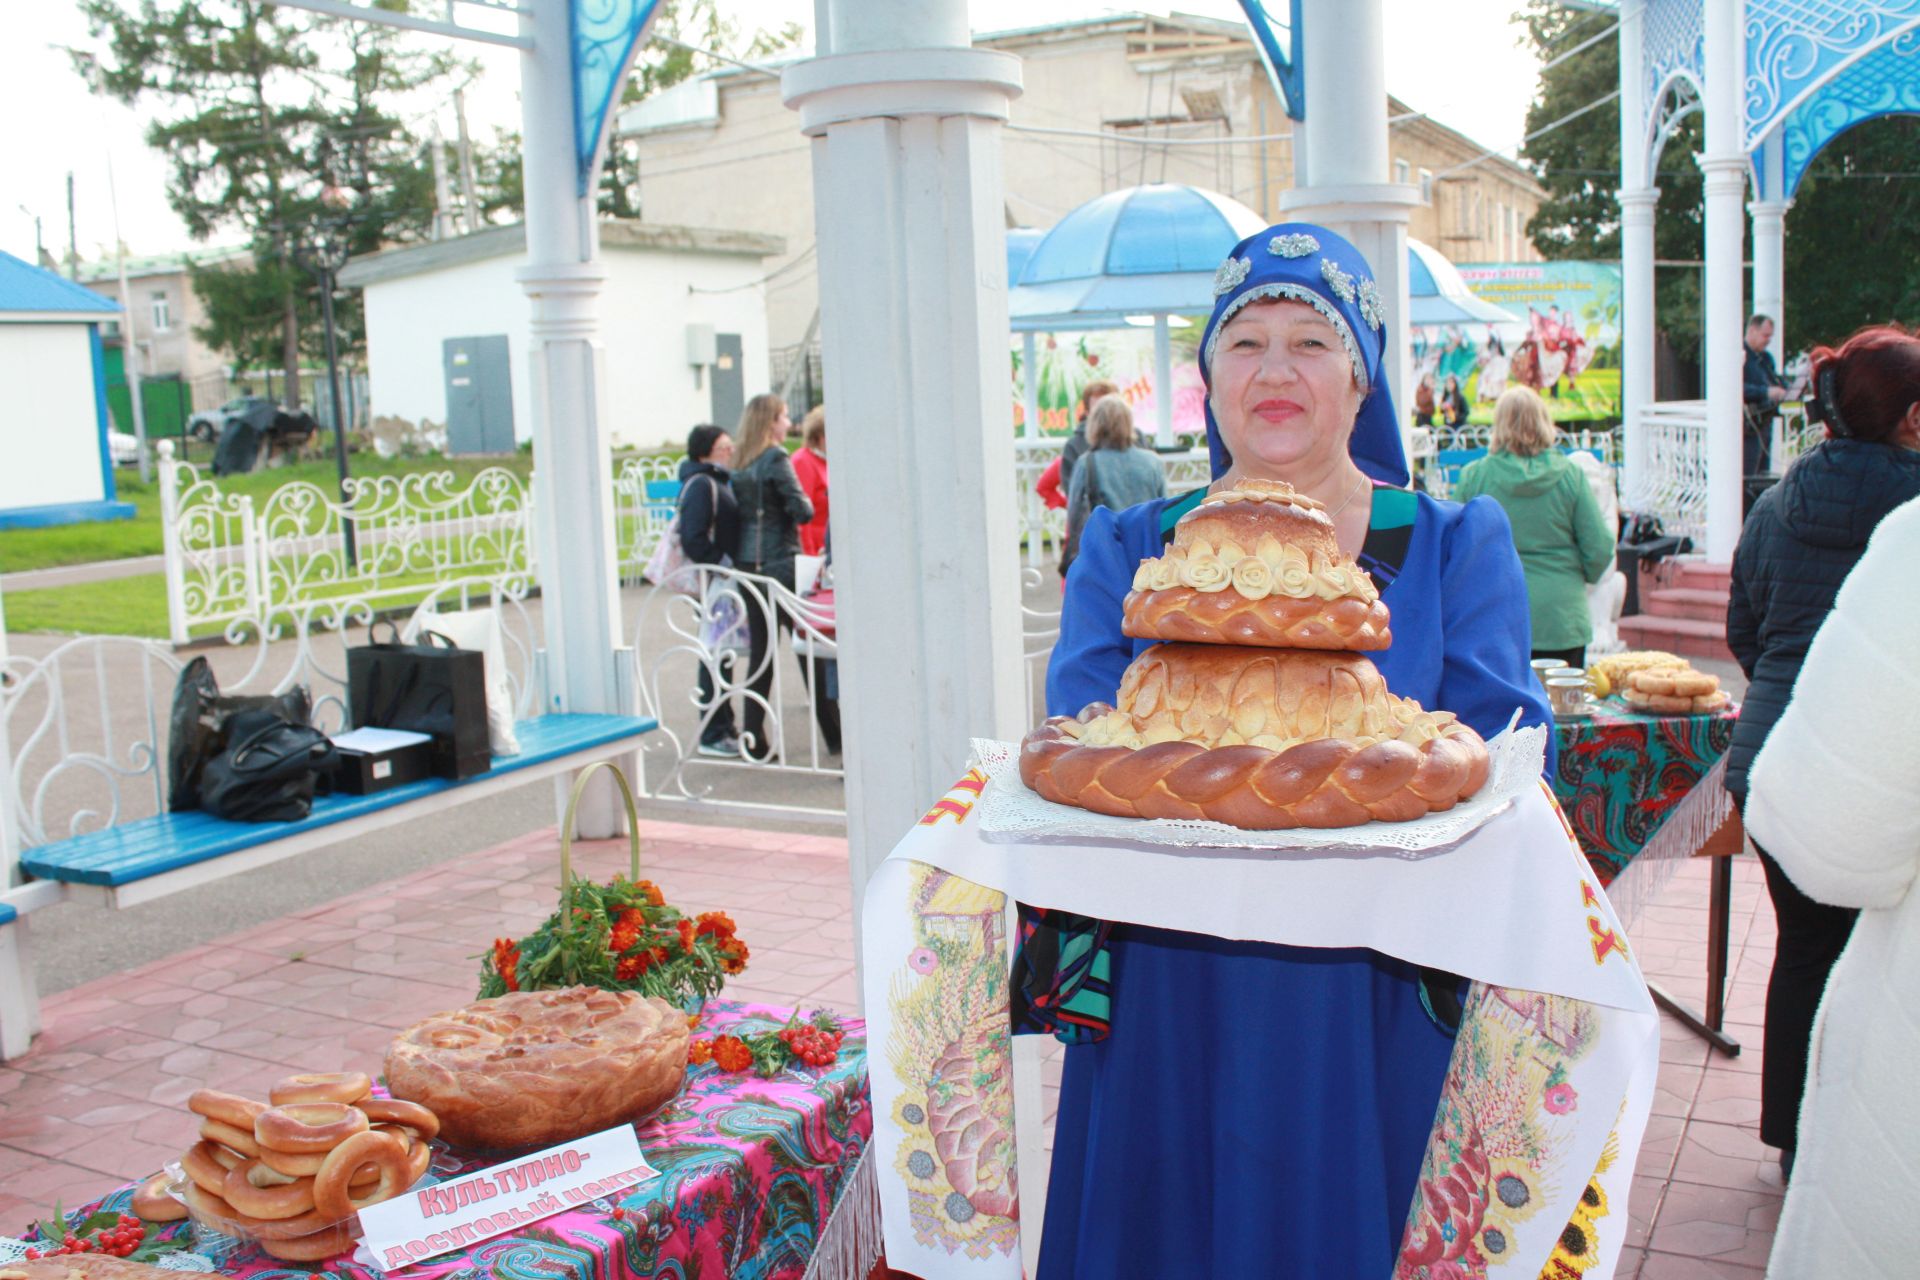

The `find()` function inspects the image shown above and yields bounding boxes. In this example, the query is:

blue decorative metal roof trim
[1237,0,1304,120]
[572,0,664,197]
[1772,23,1920,198]
[1743,0,1920,151]
[0,252,119,317]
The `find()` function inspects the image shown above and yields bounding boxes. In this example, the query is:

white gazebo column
[1616,0,1656,506]
[1021,331,1041,439]
[1699,0,1748,563]
[1278,0,1421,466]
[519,0,629,835]
[1619,190,1659,503]
[1750,198,1788,364]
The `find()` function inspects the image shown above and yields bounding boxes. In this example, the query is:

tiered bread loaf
[385,986,688,1151]
[1021,480,1489,829]
[1122,479,1392,650]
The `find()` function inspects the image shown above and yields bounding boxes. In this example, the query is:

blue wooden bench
[0,712,657,1058]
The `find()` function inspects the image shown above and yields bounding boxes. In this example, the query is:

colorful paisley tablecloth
[1552,701,1738,886]
[16,1002,877,1280]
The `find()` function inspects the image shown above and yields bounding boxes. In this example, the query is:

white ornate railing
[1413,424,1623,501]
[157,441,536,645]
[1632,400,1710,548]
[1010,439,1209,570]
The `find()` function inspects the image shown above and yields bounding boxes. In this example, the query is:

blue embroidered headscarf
[1199,223,1410,487]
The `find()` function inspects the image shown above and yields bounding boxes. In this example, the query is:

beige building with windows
[78,246,250,409]
[619,11,1544,360]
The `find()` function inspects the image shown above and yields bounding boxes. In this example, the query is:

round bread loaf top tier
[1123,479,1388,650]
[385,986,688,1151]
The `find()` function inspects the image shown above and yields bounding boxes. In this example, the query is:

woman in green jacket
[1452,386,1616,668]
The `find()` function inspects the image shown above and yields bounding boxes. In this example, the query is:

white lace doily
[975,716,1545,858]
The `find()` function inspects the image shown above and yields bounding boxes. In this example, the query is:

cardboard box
[330,726,434,796]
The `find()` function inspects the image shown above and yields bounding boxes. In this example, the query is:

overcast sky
[1,2,1546,266]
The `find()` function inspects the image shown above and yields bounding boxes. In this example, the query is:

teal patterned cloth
[1552,701,1739,884]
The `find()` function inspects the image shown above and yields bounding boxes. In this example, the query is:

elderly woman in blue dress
[1020,226,1551,1277]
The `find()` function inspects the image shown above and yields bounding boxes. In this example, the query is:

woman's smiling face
[1209,298,1363,479]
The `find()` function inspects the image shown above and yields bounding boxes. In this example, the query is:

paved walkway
[0,822,1784,1277]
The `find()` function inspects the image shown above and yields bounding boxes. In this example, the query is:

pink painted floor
[0,824,1782,1277]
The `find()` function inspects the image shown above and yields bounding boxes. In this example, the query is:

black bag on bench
[348,623,491,780]
[167,657,315,812]
[198,708,338,822]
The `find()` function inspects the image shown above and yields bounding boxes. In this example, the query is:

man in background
[1744,313,1790,478]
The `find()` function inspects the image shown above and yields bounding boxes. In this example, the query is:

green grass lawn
[0,450,536,575]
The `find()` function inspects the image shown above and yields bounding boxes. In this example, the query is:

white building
[0,251,135,528]
[339,219,783,452]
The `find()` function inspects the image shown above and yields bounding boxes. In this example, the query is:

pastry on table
[385,986,688,1151]
[1021,645,1489,829]
[1621,663,1730,715]
[0,1260,182,1280]
[1122,479,1392,651]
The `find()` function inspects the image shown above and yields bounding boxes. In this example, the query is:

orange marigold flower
[718,936,750,975]
[677,919,698,953]
[710,1035,753,1073]
[615,953,643,981]
[695,911,737,939]
[492,939,521,992]
[687,1039,713,1066]
[634,880,666,908]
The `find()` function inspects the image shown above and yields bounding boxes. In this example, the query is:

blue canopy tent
[1407,237,1518,330]
[1008,184,1265,444]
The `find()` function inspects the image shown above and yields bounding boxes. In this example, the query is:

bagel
[131,1172,188,1223]
[256,1145,327,1178]
[1623,688,1697,715]
[256,1222,356,1263]
[312,1130,410,1220]
[187,1090,265,1133]
[356,1097,440,1141]
[233,1203,339,1242]
[180,1141,238,1195]
[1628,667,1718,697]
[269,1072,372,1107]
[197,1119,260,1158]
[181,1182,239,1225]
[1691,689,1732,713]
[221,1159,317,1221]
[254,1102,368,1155]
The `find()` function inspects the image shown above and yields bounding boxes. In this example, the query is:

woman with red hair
[1726,323,1920,1181]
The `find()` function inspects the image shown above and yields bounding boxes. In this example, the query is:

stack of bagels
[1020,480,1490,829]
[1618,662,1730,715]
[162,1072,436,1261]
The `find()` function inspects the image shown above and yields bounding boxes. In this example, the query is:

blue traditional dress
[1026,226,1553,1277]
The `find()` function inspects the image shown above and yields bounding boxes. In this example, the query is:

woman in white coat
[1746,493,1920,1279]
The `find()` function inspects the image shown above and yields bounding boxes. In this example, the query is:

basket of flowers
[477,762,748,1009]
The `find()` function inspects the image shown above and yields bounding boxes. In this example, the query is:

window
[1418,168,1433,204]
[1394,158,1410,186]
[150,290,172,332]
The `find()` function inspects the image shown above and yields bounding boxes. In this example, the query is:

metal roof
[0,251,121,319]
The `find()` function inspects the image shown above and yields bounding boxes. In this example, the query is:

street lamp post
[295,184,359,569]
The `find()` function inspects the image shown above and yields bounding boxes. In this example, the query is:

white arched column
[1750,198,1788,364]
[1699,0,1748,563]
[1615,0,1656,506]
[1277,0,1420,461]
[519,0,631,836]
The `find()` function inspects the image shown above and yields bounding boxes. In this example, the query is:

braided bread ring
[1122,587,1392,651]
[1020,716,1488,830]
[270,1072,372,1107]
[312,1129,410,1220]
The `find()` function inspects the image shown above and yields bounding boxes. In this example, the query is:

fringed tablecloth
[1552,701,1739,888]
[10,1001,878,1280]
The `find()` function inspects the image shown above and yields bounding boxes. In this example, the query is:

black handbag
[1058,450,1107,577]
[197,707,338,822]
[166,657,313,812]
[347,622,491,779]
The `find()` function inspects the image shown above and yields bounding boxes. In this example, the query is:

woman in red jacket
[792,407,829,557]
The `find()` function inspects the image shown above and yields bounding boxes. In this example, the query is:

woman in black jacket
[1726,324,1920,1178]
[730,394,840,761]
[677,424,741,756]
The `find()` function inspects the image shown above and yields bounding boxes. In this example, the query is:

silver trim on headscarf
[1204,282,1368,389]
[1268,233,1320,258]
[1212,255,1252,296]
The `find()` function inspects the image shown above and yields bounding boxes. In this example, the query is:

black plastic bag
[347,623,490,779]
[197,707,337,822]
[166,657,312,811]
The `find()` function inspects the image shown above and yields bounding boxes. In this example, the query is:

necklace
[1327,471,1370,519]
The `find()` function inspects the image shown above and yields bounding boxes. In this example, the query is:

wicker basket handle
[557,761,644,940]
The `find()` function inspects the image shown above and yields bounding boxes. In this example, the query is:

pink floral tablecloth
[22,1002,872,1280]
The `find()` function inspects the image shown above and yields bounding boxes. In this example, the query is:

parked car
[108,430,141,467]
[187,395,270,443]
